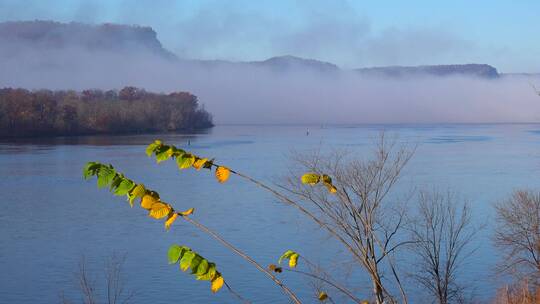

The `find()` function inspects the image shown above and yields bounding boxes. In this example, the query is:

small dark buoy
[306,129,309,136]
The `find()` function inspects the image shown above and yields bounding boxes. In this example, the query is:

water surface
[2,124,540,303]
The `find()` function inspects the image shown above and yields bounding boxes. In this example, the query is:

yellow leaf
[131,184,146,197]
[318,291,328,301]
[129,184,146,207]
[211,275,224,293]
[179,208,194,216]
[289,253,299,268]
[324,182,337,194]
[301,173,320,185]
[215,166,230,183]
[141,194,159,210]
[149,202,172,219]
[177,153,196,169]
[165,213,178,230]
[193,158,208,171]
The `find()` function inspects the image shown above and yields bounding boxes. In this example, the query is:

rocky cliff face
[250,55,340,73]
[0,20,175,59]
[355,64,499,78]
[0,20,508,87]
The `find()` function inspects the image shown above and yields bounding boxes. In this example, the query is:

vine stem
[283,268,364,303]
[210,164,394,300]
[181,215,302,304]
[224,281,251,304]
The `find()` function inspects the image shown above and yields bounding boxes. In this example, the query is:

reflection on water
[2,124,540,303]
[0,129,212,147]
[427,135,493,144]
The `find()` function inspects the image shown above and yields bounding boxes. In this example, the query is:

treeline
[0,87,213,137]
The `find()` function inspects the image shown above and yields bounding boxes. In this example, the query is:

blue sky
[1,0,539,72]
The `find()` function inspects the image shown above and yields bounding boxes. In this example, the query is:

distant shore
[0,87,214,138]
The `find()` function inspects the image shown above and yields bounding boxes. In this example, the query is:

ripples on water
[2,124,540,303]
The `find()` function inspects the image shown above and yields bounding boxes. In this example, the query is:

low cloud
[1,44,539,124]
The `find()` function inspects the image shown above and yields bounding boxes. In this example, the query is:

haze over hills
[0,20,176,59]
[0,20,511,78]
[1,20,540,125]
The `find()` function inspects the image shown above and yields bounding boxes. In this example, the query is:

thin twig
[283,268,363,303]
[181,215,302,304]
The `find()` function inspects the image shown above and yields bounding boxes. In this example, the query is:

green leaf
[155,146,173,163]
[190,254,203,274]
[97,166,116,188]
[172,147,186,158]
[180,251,195,271]
[196,263,216,281]
[195,259,209,276]
[168,245,182,264]
[145,141,161,157]
[114,179,135,196]
[278,250,296,264]
[301,173,320,185]
[176,153,195,169]
[83,162,100,179]
[109,174,123,191]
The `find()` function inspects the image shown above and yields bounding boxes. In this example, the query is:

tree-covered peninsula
[0,86,213,137]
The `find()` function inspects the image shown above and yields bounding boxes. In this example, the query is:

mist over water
[2,46,540,125]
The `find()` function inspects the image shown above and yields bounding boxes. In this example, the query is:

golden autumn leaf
[193,158,208,171]
[211,275,224,293]
[165,213,179,230]
[324,183,337,194]
[179,208,195,216]
[215,166,230,183]
[141,194,159,210]
[128,184,146,207]
[149,202,172,219]
[301,173,320,185]
[289,253,299,268]
[318,291,328,301]
[131,183,146,197]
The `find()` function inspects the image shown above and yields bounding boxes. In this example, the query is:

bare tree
[62,254,134,304]
[280,134,415,304]
[494,190,540,284]
[410,190,478,304]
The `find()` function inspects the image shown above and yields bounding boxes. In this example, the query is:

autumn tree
[0,87,213,137]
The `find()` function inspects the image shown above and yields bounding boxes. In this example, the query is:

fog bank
[1,47,539,124]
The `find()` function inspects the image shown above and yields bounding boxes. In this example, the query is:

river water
[2,124,540,304]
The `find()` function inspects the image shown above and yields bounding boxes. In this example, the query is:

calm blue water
[2,124,540,304]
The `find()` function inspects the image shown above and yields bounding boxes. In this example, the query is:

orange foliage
[493,280,540,304]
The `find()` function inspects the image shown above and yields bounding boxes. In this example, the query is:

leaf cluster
[145,140,231,183]
[301,173,337,193]
[83,162,194,230]
[168,245,224,293]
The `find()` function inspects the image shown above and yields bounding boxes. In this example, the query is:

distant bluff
[0,20,176,59]
[355,64,499,78]
[0,20,502,79]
